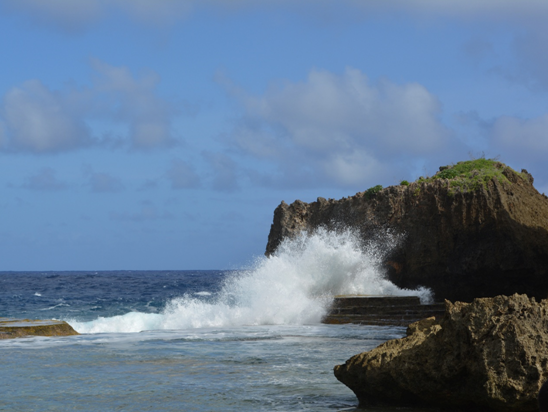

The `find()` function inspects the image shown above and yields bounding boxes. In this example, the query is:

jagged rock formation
[334,294,548,411]
[0,318,79,339]
[265,161,548,302]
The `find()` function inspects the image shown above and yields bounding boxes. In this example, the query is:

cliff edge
[265,159,548,302]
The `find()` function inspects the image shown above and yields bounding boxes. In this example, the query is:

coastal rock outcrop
[0,318,79,339]
[265,160,548,302]
[334,294,548,411]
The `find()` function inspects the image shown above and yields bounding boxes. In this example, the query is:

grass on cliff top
[415,158,519,194]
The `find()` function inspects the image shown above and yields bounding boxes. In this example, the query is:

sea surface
[0,230,435,411]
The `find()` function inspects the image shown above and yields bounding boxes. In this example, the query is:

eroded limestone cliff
[265,161,548,302]
[334,294,548,411]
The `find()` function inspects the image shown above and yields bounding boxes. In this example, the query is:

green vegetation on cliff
[416,158,522,195]
[364,184,383,199]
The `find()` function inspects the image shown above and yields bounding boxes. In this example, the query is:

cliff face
[266,163,548,302]
[334,294,548,411]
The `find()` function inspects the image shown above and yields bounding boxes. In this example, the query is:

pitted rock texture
[334,294,548,411]
[266,165,548,302]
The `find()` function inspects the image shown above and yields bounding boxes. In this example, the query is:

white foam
[69,228,432,334]
[41,303,70,311]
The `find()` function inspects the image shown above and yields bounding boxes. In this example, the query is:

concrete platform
[322,295,445,327]
[0,317,79,339]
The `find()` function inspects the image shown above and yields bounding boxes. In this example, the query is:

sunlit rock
[266,160,548,302]
[334,294,548,411]
[0,318,79,339]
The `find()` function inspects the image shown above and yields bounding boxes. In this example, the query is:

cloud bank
[2,80,92,153]
[4,0,548,32]
[0,60,178,153]
[225,68,450,188]
[491,114,548,161]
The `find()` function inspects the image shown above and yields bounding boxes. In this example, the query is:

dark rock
[334,294,548,411]
[540,380,548,412]
[265,162,548,302]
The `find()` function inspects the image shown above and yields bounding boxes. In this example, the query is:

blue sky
[1,1,548,270]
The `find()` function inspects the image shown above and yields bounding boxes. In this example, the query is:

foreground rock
[334,294,548,411]
[0,318,79,339]
[266,160,548,302]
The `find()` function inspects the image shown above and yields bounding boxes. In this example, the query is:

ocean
[0,230,434,411]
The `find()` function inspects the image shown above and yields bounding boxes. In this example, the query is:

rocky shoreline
[266,160,548,303]
[265,159,548,410]
[334,294,548,411]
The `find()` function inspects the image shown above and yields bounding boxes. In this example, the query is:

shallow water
[0,323,409,411]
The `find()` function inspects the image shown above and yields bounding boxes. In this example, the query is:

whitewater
[0,229,433,412]
[70,229,431,334]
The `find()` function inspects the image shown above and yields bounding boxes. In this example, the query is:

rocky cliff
[333,294,548,411]
[265,160,548,302]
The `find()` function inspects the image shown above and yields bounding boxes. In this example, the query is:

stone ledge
[0,317,79,339]
[322,295,445,327]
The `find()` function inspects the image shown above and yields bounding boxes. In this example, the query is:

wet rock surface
[0,317,79,339]
[266,163,548,302]
[334,294,548,411]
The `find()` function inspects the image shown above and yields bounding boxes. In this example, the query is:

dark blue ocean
[0,230,434,411]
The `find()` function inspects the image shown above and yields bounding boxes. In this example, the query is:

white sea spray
[69,228,431,333]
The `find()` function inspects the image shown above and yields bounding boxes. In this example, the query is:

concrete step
[323,314,430,327]
[322,296,445,327]
[331,295,421,308]
[332,303,445,316]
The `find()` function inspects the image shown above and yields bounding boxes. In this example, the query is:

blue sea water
[0,230,434,411]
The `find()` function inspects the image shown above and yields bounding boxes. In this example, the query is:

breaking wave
[69,228,431,333]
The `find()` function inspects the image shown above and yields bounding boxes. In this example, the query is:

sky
[1,0,548,270]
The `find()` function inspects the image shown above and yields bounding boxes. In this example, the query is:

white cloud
[325,151,384,187]
[91,59,178,150]
[1,0,103,33]
[1,0,194,32]
[358,0,548,16]
[2,80,92,153]
[243,68,447,155]
[21,167,68,191]
[166,158,201,189]
[0,60,179,153]
[4,0,548,33]
[491,114,548,159]
[6,0,548,96]
[226,68,450,187]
